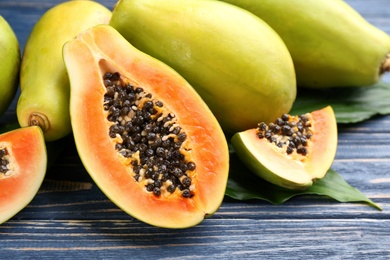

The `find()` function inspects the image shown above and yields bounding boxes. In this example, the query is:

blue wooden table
[1,0,390,258]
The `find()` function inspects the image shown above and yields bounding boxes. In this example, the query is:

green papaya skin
[0,16,20,117]
[219,0,390,88]
[110,0,296,133]
[17,0,111,141]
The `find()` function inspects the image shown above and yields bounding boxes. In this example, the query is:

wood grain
[0,0,390,258]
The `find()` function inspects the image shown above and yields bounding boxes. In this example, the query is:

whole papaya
[110,0,296,133]
[0,16,20,117]
[219,0,390,88]
[17,0,111,141]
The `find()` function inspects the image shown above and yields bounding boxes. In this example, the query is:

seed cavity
[0,147,10,176]
[256,113,313,156]
[103,72,195,198]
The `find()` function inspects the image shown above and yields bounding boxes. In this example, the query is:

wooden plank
[1,219,390,259]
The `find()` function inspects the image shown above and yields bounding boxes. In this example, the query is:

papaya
[0,126,47,224]
[219,0,390,88]
[0,16,20,117]
[63,25,229,228]
[17,0,111,141]
[231,106,337,190]
[109,0,296,133]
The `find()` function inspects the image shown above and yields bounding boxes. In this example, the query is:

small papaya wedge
[0,16,20,117]
[219,0,390,88]
[17,1,111,141]
[231,106,338,190]
[110,0,296,133]
[0,126,47,224]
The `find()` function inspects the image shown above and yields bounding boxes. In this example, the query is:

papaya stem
[28,113,50,132]
[380,53,390,74]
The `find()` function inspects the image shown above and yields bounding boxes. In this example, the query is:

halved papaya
[231,106,337,190]
[63,25,229,228]
[0,126,47,224]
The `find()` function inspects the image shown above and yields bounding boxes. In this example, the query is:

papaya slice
[63,25,229,228]
[231,106,337,190]
[0,126,47,224]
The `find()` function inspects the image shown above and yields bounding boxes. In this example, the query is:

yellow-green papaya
[219,0,390,88]
[110,0,296,133]
[0,16,20,117]
[17,0,111,141]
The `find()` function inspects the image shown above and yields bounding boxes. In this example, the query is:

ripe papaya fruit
[231,106,338,190]
[110,0,296,133]
[17,1,111,141]
[0,126,47,224]
[63,25,229,228]
[219,0,390,88]
[0,16,20,117]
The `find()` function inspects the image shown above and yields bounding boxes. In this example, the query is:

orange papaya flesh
[231,106,337,190]
[0,126,47,224]
[63,25,229,228]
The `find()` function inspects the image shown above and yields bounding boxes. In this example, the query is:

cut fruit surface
[0,126,47,224]
[232,106,337,190]
[63,25,229,228]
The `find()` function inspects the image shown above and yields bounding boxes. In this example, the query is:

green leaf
[226,81,389,209]
[291,81,390,123]
[226,151,381,210]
